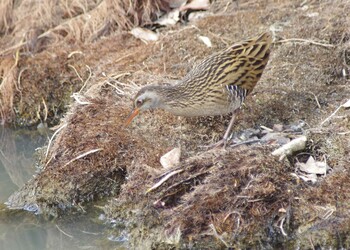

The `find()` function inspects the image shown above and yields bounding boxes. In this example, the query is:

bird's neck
[154,84,195,115]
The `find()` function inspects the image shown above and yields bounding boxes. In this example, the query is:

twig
[68,51,83,58]
[338,131,350,135]
[62,148,103,168]
[68,64,84,83]
[104,80,125,95]
[276,38,335,48]
[102,72,134,95]
[78,65,92,93]
[260,125,273,132]
[279,216,288,236]
[114,52,135,64]
[71,93,92,105]
[309,92,321,109]
[17,67,28,90]
[209,224,230,248]
[0,41,27,56]
[320,102,345,126]
[309,236,315,250]
[56,225,73,238]
[146,169,184,193]
[162,169,211,194]
[41,97,48,121]
[45,123,67,159]
[81,230,101,235]
[247,198,264,202]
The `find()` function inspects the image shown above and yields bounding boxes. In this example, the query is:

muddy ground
[1,0,350,249]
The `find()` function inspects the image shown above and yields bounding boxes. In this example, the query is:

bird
[125,32,272,147]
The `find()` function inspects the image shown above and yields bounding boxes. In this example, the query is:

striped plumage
[126,32,272,146]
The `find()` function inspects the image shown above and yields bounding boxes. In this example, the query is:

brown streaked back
[170,32,272,110]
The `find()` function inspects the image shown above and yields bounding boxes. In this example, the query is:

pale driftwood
[271,136,307,160]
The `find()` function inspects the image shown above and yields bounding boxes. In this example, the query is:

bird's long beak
[125,108,140,126]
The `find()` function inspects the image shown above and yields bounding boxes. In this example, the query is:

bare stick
[309,92,321,109]
[162,169,211,194]
[79,65,92,93]
[320,99,350,126]
[45,123,67,159]
[41,97,48,121]
[272,136,307,160]
[279,216,288,236]
[146,169,184,193]
[276,38,335,48]
[62,148,103,168]
[68,64,84,83]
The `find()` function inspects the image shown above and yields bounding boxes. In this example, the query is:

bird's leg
[202,112,236,149]
[222,113,236,144]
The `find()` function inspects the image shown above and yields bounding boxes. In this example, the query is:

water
[0,127,126,250]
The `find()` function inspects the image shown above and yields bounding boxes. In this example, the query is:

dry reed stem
[62,148,103,168]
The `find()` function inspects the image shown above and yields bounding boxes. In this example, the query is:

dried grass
[0,57,18,124]
[1,0,169,55]
[2,0,350,248]
[0,0,170,123]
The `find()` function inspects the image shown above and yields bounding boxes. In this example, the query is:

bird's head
[125,85,164,126]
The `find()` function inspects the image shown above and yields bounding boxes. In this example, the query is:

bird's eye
[136,100,143,106]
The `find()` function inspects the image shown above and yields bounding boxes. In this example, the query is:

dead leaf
[198,36,212,47]
[296,156,329,175]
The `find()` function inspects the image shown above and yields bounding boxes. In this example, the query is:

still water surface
[0,127,126,250]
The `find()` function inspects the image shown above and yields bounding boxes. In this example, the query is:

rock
[160,148,181,169]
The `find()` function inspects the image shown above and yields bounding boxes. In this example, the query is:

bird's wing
[179,32,272,100]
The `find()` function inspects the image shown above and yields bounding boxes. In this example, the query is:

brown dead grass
[3,0,350,248]
[0,0,171,124]
[0,57,17,124]
[7,93,164,215]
